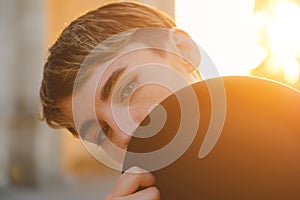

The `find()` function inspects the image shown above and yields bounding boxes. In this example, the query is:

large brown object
[124,76,300,199]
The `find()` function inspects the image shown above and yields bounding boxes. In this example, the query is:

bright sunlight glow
[176,0,300,84]
[282,56,300,84]
[251,1,300,83]
[175,0,262,76]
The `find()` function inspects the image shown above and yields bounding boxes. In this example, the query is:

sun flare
[255,1,300,84]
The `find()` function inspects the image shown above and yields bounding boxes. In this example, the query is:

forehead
[60,27,187,128]
[61,42,158,123]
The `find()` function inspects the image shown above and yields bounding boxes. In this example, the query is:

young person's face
[59,33,200,163]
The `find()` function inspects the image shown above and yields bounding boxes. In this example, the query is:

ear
[170,28,201,68]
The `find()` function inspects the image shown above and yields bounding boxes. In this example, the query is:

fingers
[118,187,160,200]
[111,166,156,196]
[105,166,160,200]
[106,187,160,200]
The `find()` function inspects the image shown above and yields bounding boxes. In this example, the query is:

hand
[105,166,160,200]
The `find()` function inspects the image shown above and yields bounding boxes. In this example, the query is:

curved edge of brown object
[123,76,300,199]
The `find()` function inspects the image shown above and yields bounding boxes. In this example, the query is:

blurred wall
[0,0,62,188]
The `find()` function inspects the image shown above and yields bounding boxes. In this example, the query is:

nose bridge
[114,121,132,146]
[98,103,133,148]
[113,108,136,134]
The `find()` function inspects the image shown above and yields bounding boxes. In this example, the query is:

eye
[120,80,136,102]
[94,123,111,146]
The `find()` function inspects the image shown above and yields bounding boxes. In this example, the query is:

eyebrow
[101,67,126,101]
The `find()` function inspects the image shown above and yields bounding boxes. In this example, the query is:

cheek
[128,84,172,124]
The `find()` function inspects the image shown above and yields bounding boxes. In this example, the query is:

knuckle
[147,187,161,199]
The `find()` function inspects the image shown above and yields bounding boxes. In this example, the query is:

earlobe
[170,28,201,68]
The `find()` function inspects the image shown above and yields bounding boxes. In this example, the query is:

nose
[108,104,145,150]
[111,126,132,150]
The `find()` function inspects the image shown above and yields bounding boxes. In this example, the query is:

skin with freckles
[58,34,200,200]
[58,45,199,200]
[59,44,199,163]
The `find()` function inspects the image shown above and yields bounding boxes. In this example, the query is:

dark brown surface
[124,76,300,199]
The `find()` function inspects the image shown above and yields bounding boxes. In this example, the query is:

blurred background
[0,0,299,199]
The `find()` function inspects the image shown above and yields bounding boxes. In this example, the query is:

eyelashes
[91,76,138,146]
[94,123,111,146]
[119,77,137,102]
[120,80,135,102]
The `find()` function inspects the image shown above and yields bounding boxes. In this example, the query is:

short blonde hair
[39,1,176,137]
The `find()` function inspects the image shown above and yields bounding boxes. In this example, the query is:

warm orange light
[175,0,300,84]
[282,57,300,84]
[175,0,262,76]
[255,1,300,84]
